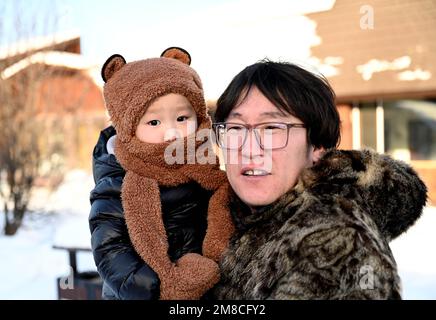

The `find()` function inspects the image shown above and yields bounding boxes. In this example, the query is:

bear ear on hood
[101,54,126,83]
[160,47,191,65]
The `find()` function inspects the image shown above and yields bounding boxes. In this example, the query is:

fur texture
[102,49,234,299]
[102,50,208,144]
[214,149,427,299]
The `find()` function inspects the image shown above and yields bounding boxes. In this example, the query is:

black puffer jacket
[89,126,212,299]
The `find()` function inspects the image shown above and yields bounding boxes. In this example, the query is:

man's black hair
[215,60,341,149]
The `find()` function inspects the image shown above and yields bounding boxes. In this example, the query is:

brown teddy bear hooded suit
[101,47,234,300]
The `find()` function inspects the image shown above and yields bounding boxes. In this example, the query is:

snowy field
[0,170,97,300]
[0,170,435,300]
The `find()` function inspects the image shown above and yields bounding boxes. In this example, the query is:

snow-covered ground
[0,170,97,300]
[0,170,435,299]
[390,207,436,299]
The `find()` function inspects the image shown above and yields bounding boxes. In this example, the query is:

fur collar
[230,149,427,242]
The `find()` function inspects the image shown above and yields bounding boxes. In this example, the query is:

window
[384,100,436,161]
[356,99,436,161]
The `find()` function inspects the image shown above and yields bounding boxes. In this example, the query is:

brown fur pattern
[161,47,191,65]
[214,149,427,299]
[102,50,209,144]
[117,137,234,300]
[101,54,126,83]
[102,50,235,299]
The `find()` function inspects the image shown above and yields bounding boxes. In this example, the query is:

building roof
[306,0,436,102]
[0,31,102,87]
[1,51,96,79]
[0,30,81,60]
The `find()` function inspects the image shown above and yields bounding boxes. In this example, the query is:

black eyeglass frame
[212,122,306,150]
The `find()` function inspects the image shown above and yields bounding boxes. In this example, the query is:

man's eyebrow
[227,111,242,119]
[227,111,288,120]
[259,111,288,118]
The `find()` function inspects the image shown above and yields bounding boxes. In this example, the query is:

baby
[101,47,234,299]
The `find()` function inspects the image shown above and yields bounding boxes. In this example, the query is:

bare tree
[0,62,45,234]
[0,0,63,235]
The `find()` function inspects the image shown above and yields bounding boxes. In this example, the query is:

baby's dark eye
[177,116,188,122]
[147,120,161,126]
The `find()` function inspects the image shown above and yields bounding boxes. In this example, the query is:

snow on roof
[306,0,436,99]
[0,30,80,60]
[1,50,99,80]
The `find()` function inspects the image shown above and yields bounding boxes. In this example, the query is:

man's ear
[160,47,191,65]
[312,147,325,164]
[101,54,126,83]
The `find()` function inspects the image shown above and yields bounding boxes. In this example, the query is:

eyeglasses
[212,122,306,150]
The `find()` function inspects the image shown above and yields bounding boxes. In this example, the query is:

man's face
[223,87,324,208]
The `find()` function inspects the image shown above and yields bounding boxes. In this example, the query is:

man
[211,60,427,299]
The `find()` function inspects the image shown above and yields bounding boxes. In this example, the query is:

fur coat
[214,149,427,299]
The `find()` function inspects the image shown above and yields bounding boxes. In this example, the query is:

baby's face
[136,93,198,143]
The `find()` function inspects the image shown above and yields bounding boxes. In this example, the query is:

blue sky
[1,0,335,98]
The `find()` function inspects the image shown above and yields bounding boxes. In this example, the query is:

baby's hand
[176,253,220,279]
[161,253,220,300]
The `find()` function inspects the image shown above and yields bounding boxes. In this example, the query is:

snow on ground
[390,206,436,299]
[0,170,97,300]
[0,170,435,299]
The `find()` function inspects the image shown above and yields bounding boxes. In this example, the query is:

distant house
[0,32,107,178]
[306,0,436,203]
